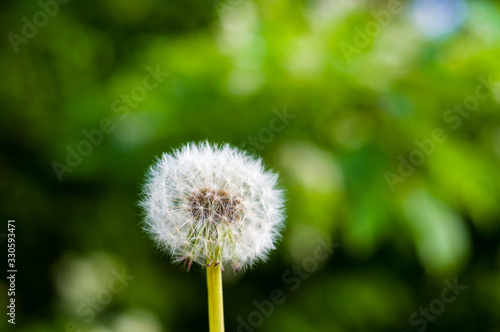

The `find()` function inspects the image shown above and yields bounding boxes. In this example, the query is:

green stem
[207,263,225,332]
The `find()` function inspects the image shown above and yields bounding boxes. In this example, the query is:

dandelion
[140,141,285,331]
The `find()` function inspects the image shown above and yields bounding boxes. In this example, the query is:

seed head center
[188,188,242,223]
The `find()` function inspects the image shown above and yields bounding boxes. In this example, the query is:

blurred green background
[1,0,500,331]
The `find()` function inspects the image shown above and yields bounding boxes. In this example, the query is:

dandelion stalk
[207,262,224,332]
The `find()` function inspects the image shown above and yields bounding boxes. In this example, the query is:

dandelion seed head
[140,141,285,270]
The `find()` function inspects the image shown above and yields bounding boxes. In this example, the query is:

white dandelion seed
[140,141,285,271]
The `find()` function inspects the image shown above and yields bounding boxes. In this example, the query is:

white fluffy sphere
[140,142,285,271]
